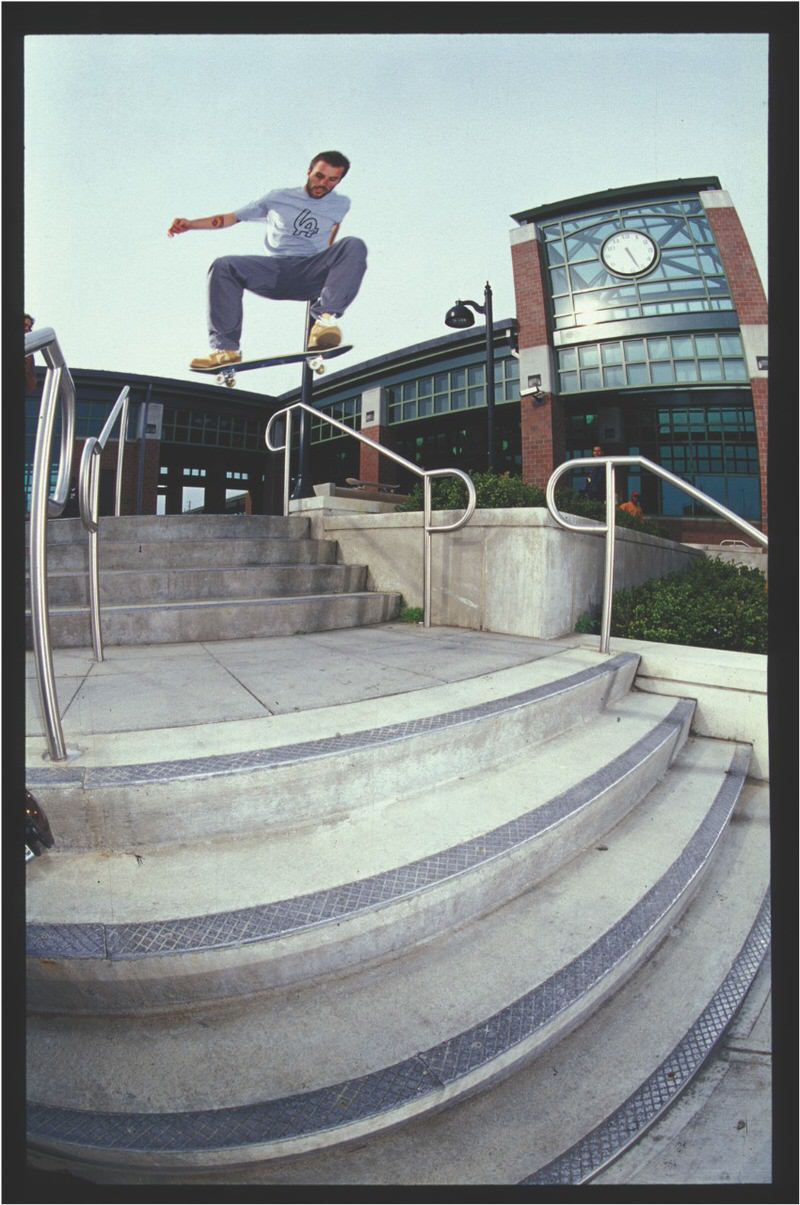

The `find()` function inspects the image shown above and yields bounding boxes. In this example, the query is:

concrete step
[26,648,640,850]
[30,536,339,573]
[26,690,694,1014]
[25,738,761,1181]
[25,590,401,650]
[28,514,312,544]
[26,562,368,607]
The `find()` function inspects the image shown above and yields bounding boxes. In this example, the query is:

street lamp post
[444,281,495,473]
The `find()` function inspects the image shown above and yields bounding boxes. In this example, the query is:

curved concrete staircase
[25,603,769,1182]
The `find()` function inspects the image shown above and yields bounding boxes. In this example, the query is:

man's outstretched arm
[168,213,239,237]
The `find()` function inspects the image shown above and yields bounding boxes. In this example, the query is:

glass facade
[557,331,748,395]
[310,396,361,443]
[541,197,733,330]
[386,355,519,425]
[565,395,760,518]
[161,407,261,450]
[390,407,522,484]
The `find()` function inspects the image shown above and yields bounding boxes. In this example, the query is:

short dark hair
[309,150,350,177]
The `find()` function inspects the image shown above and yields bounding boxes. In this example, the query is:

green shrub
[398,605,424,624]
[578,557,767,653]
[396,471,663,535]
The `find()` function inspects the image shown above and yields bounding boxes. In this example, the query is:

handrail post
[113,392,130,516]
[599,461,617,654]
[27,344,73,756]
[423,476,433,627]
[283,409,293,516]
[87,448,104,660]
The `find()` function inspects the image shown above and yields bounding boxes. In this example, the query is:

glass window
[550,267,569,294]
[675,360,699,382]
[626,363,649,386]
[651,362,674,384]
[580,368,602,390]
[559,370,579,393]
[718,334,743,356]
[545,240,566,266]
[698,250,724,274]
[623,340,646,363]
[671,335,694,357]
[600,343,622,365]
[699,360,724,381]
[570,262,613,291]
[647,337,670,360]
[694,335,719,358]
[723,359,748,381]
[559,347,577,371]
[578,345,599,368]
[602,365,625,388]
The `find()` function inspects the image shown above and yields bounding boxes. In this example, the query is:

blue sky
[24,32,768,396]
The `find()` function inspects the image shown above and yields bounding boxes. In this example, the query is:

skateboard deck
[345,477,403,494]
[190,345,352,386]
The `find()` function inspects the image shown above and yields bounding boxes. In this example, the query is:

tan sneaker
[308,315,342,351]
[190,349,242,370]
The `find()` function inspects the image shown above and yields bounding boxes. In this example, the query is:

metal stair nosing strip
[520,889,771,1185]
[26,744,751,1168]
[27,694,693,967]
[26,652,639,793]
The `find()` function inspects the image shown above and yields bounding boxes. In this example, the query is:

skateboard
[190,345,352,387]
[345,477,403,494]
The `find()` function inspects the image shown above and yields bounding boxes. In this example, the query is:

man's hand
[168,218,191,238]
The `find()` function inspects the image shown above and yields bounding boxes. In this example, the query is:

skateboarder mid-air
[168,151,366,371]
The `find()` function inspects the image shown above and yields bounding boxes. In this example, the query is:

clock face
[600,230,659,277]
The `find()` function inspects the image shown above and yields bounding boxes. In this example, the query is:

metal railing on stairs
[266,402,477,627]
[27,327,130,761]
[546,454,768,655]
[78,384,131,661]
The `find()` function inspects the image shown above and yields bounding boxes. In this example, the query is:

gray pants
[207,236,368,350]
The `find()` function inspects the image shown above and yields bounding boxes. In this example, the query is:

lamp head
[444,302,475,329]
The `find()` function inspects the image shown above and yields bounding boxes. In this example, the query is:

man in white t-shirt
[168,151,367,370]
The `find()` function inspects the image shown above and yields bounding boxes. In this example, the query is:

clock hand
[626,248,639,266]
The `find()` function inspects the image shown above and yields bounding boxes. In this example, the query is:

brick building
[510,177,767,540]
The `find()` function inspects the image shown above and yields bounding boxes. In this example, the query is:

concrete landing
[25,623,567,758]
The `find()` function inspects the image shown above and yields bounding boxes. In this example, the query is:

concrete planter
[297,503,704,640]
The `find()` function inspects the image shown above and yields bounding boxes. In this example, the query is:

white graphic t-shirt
[234,187,351,257]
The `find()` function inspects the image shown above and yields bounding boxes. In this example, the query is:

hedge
[577,557,768,653]
[395,471,664,537]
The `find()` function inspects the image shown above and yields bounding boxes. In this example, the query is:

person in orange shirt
[619,491,643,518]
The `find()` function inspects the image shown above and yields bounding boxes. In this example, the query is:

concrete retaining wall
[293,502,704,640]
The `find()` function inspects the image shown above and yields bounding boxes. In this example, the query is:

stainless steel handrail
[546,454,768,654]
[266,402,477,626]
[77,386,131,660]
[26,327,77,761]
